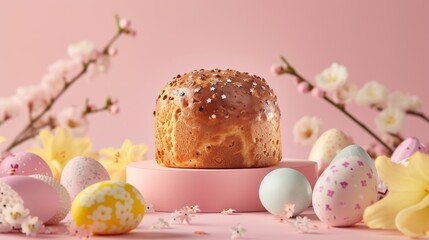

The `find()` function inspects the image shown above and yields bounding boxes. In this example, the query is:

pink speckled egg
[309,129,353,174]
[312,153,378,227]
[0,175,60,223]
[391,137,428,164]
[0,152,52,177]
[60,156,110,201]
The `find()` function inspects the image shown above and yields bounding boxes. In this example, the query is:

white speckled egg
[31,174,71,225]
[61,157,110,201]
[309,129,353,174]
[312,151,378,227]
[0,152,52,177]
[72,180,145,235]
[259,168,312,216]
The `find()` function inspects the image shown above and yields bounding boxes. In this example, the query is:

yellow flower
[363,152,429,237]
[28,127,98,180]
[0,136,5,144]
[99,139,147,181]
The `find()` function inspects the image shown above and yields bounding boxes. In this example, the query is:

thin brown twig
[279,56,394,154]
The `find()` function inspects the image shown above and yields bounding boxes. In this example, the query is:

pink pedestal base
[127,159,317,213]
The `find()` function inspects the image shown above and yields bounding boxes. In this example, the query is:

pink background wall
[1,0,428,159]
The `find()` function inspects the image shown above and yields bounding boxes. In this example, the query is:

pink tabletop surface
[2,208,405,240]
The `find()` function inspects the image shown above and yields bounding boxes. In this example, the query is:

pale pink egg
[0,175,60,223]
[391,137,428,164]
[0,152,52,177]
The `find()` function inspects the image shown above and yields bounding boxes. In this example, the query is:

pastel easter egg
[0,152,52,177]
[312,154,378,226]
[391,137,428,164]
[308,129,353,174]
[259,168,312,216]
[31,174,71,225]
[72,180,145,235]
[0,175,60,223]
[0,182,24,215]
[333,145,377,180]
[61,157,110,201]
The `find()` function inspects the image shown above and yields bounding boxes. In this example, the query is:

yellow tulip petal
[375,156,424,191]
[364,190,425,229]
[0,136,5,143]
[396,194,429,237]
[99,139,147,181]
[407,152,429,183]
[28,127,97,179]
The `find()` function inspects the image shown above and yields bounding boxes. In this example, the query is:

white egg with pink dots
[312,153,378,227]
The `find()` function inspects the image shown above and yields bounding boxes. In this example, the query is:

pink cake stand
[127,159,317,213]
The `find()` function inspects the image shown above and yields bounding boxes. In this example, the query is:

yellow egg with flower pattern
[71,180,145,235]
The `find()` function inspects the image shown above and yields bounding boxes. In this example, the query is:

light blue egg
[331,145,378,180]
[259,168,312,216]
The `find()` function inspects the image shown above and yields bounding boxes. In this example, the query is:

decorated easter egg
[259,168,312,216]
[0,175,60,223]
[31,174,71,225]
[0,152,52,177]
[391,137,428,164]
[72,180,145,235]
[61,156,110,200]
[333,145,377,180]
[0,182,24,215]
[309,129,353,174]
[312,151,378,226]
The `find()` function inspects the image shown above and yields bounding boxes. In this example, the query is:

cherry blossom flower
[332,82,358,104]
[220,208,236,215]
[41,73,64,98]
[21,216,42,237]
[68,40,97,64]
[170,209,192,224]
[375,107,405,134]
[230,223,246,239]
[315,63,348,91]
[119,18,132,30]
[15,85,50,116]
[150,218,170,229]
[284,203,295,218]
[4,203,29,226]
[270,64,283,75]
[387,91,422,112]
[289,216,312,233]
[47,59,81,81]
[68,222,92,239]
[87,55,110,79]
[311,87,325,98]
[297,82,310,94]
[275,213,292,223]
[0,96,22,121]
[57,106,89,137]
[108,105,120,115]
[355,81,388,108]
[144,201,155,213]
[293,116,322,146]
[108,47,117,56]
[185,205,201,215]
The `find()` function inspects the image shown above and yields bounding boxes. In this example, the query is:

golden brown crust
[154,69,281,168]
